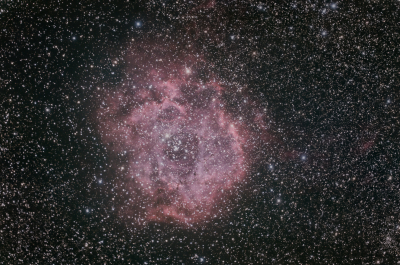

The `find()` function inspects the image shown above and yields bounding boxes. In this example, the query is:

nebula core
[97,43,272,226]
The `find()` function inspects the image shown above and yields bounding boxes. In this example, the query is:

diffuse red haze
[96,42,273,226]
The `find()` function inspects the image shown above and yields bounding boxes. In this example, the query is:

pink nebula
[96,43,273,226]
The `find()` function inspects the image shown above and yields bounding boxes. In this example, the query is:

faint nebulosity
[1,0,400,264]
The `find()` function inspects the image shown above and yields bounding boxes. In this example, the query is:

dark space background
[1,0,400,264]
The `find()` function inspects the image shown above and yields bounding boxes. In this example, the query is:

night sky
[1,0,400,264]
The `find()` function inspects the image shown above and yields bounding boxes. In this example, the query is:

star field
[1,0,400,264]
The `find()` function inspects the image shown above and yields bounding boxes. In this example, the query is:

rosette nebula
[97,44,271,226]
